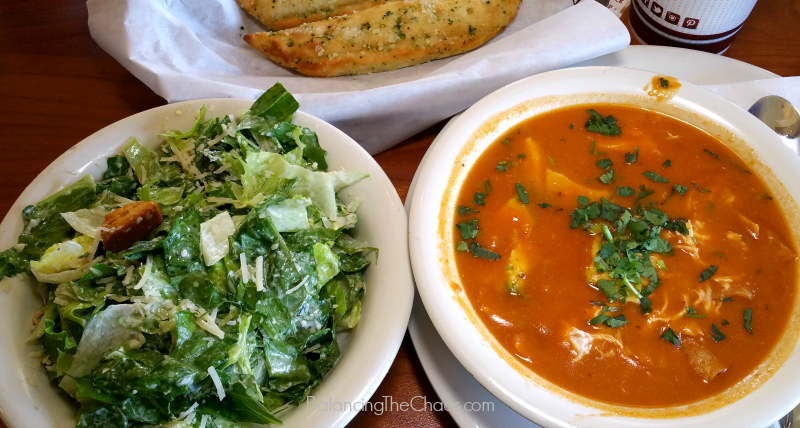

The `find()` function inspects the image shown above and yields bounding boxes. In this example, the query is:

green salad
[0,83,375,427]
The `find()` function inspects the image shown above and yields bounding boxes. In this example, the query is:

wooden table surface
[1,0,799,427]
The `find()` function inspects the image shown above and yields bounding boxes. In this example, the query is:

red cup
[629,0,758,54]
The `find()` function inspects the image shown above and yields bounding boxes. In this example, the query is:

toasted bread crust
[101,201,163,253]
[238,0,395,30]
[243,0,522,77]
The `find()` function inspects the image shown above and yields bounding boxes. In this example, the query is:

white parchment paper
[87,0,630,153]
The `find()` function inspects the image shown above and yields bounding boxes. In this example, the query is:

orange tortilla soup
[452,104,798,407]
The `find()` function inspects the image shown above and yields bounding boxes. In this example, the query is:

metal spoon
[748,95,800,154]
[748,97,799,427]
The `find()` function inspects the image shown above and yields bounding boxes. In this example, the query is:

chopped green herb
[643,171,669,183]
[501,139,510,145]
[656,259,667,270]
[744,308,753,333]
[698,265,718,282]
[704,149,718,158]
[458,206,479,215]
[560,138,565,143]
[590,140,595,154]
[637,184,655,201]
[673,184,689,196]
[537,203,552,209]
[598,169,614,184]
[496,161,515,172]
[625,147,639,163]
[456,241,469,252]
[469,242,500,261]
[590,306,629,328]
[692,182,708,193]
[712,251,726,259]
[596,158,613,170]
[468,25,477,36]
[710,323,727,342]
[474,192,487,206]
[485,180,491,193]
[507,281,523,296]
[722,319,730,326]
[585,109,622,136]
[456,219,479,240]
[569,123,574,129]
[661,328,680,346]
[719,297,734,302]
[663,159,671,167]
[616,186,636,197]
[518,153,526,159]
[548,156,557,168]
[659,78,669,88]
[685,306,707,318]
[577,195,589,206]
[515,183,529,204]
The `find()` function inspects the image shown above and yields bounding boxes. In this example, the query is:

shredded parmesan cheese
[286,276,309,295]
[240,253,249,283]
[122,265,135,285]
[207,366,226,400]
[255,256,264,291]
[133,255,153,290]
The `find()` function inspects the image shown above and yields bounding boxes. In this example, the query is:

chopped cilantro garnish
[698,265,718,282]
[507,281,523,296]
[643,171,669,183]
[617,186,636,197]
[515,183,529,204]
[598,169,614,184]
[596,158,613,170]
[496,161,515,172]
[537,203,552,209]
[501,139,510,144]
[637,184,655,201]
[577,195,589,206]
[659,78,669,88]
[722,319,730,326]
[548,156,557,168]
[673,184,689,196]
[590,140,595,154]
[590,305,629,328]
[692,182,708,193]
[474,192,487,206]
[570,123,574,129]
[744,308,753,333]
[710,323,727,342]
[468,242,500,261]
[485,180,491,193]
[456,219,478,240]
[625,147,639,163]
[585,109,622,136]
[712,251,726,258]
[456,241,469,252]
[704,149,718,158]
[663,159,671,167]
[518,153,526,159]
[685,306,707,318]
[661,328,680,346]
[457,206,479,215]
[719,297,734,302]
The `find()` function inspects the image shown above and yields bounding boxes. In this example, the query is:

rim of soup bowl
[408,66,800,428]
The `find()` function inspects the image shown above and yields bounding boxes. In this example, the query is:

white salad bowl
[408,66,800,428]
[0,100,414,428]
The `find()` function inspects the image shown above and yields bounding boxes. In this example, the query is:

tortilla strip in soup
[452,104,798,407]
